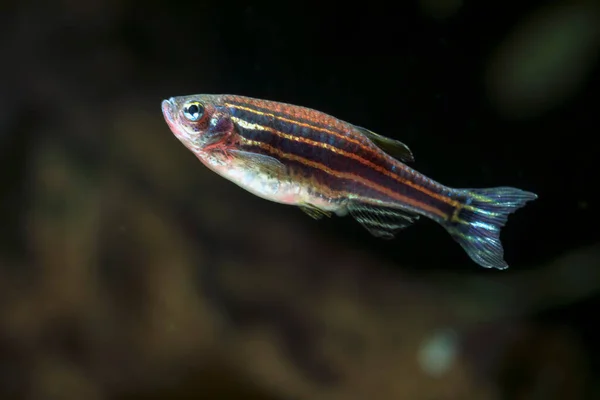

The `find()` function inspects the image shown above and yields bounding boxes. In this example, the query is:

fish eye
[182,101,205,121]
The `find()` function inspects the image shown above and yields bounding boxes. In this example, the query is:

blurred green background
[1,0,599,399]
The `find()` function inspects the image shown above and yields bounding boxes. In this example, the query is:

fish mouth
[161,98,175,125]
[161,97,182,139]
[161,97,198,150]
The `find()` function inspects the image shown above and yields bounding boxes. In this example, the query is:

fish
[161,94,538,270]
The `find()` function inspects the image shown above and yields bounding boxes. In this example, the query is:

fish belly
[208,161,343,213]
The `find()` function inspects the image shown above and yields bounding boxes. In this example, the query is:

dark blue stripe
[238,132,454,217]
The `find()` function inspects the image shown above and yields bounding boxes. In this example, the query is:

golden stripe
[240,138,448,219]
[229,113,461,210]
[226,101,372,152]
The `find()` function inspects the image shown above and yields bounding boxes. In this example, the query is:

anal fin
[348,201,420,239]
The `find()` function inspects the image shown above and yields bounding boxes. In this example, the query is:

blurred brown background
[1,1,600,399]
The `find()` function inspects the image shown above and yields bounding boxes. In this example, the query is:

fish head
[161,94,235,155]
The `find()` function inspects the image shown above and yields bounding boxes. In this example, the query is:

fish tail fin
[444,187,538,269]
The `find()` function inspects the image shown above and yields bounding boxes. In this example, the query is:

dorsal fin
[353,125,414,162]
[347,201,420,239]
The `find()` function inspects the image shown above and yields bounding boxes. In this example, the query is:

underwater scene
[1,1,599,399]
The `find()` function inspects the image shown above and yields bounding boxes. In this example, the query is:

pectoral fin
[299,203,332,219]
[228,149,287,177]
[348,201,420,239]
[353,125,414,162]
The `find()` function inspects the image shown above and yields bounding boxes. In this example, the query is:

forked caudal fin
[445,187,538,269]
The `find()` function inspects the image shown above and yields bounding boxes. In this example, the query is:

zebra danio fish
[161,94,537,269]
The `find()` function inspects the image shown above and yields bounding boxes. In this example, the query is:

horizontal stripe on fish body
[223,98,383,159]
[228,110,459,218]
[238,138,457,220]
[223,95,353,135]
[224,97,460,203]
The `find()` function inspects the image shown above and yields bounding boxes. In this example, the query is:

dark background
[1,1,599,399]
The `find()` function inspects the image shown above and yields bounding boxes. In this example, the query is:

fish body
[161,94,537,269]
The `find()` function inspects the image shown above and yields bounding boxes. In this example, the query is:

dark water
[1,1,599,399]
